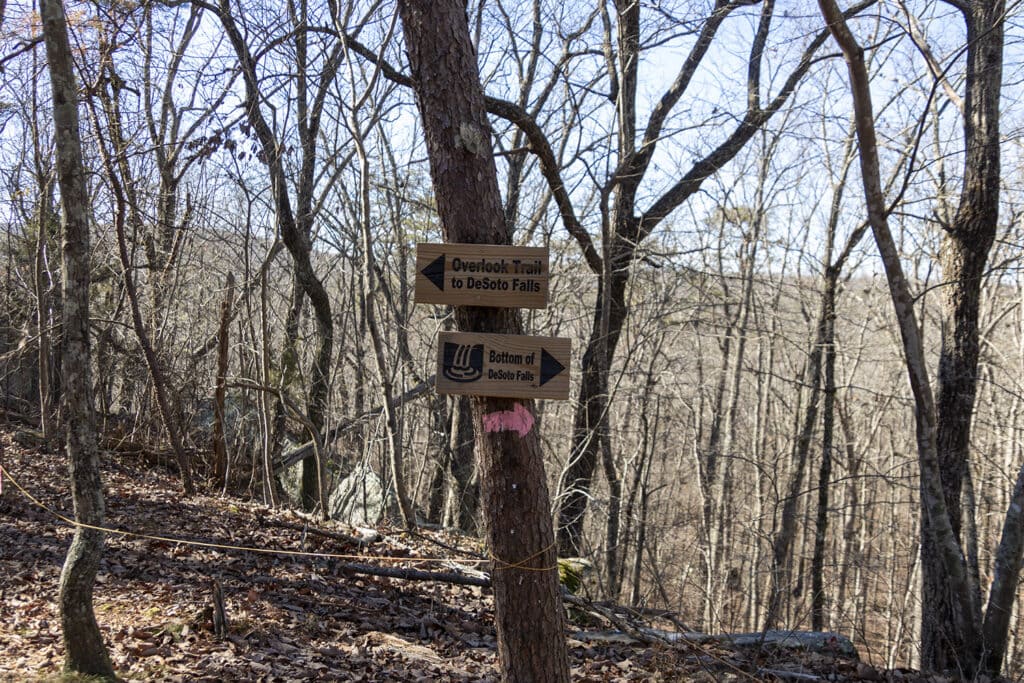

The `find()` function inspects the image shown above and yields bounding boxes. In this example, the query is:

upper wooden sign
[414,243,549,309]
[435,331,570,400]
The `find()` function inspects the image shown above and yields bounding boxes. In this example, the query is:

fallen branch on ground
[335,562,490,587]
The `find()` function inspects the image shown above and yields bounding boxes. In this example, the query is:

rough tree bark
[815,0,987,674]
[396,1,570,680]
[923,0,1004,672]
[39,0,115,675]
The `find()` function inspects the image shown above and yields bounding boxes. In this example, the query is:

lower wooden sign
[435,331,570,400]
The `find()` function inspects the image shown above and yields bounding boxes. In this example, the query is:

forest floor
[0,424,957,682]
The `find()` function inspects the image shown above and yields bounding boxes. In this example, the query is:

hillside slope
[1,426,910,681]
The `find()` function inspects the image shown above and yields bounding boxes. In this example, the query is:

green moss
[158,621,188,641]
[557,557,593,594]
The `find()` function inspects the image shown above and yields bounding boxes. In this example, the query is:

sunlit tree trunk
[40,0,115,675]
[816,0,987,673]
[924,0,1005,672]
[396,1,569,678]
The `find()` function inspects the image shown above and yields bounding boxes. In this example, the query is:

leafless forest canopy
[2,0,1023,674]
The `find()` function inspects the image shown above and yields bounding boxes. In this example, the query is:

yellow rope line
[490,540,558,572]
[1,461,484,565]
[0,462,558,572]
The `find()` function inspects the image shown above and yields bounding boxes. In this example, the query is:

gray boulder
[328,463,397,526]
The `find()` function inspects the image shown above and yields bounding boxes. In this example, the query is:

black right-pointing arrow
[421,254,446,291]
[539,348,565,386]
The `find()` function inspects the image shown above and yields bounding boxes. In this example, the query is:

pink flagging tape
[482,402,535,437]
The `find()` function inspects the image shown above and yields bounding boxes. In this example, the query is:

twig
[563,593,665,646]
[755,669,821,682]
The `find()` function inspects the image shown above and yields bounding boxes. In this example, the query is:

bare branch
[895,0,964,114]
[638,0,876,239]
[273,377,435,474]
[485,96,602,273]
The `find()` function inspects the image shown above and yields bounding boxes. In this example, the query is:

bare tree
[84,45,196,494]
[339,1,871,558]
[205,0,346,510]
[343,26,415,526]
[39,0,115,675]
[764,128,871,631]
[919,0,1006,672]
[814,0,1024,676]
[497,0,875,558]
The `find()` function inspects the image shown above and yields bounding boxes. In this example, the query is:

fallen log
[336,562,490,588]
[707,629,857,657]
[570,627,857,658]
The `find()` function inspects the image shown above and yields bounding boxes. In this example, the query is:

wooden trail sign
[435,331,570,400]
[415,243,548,308]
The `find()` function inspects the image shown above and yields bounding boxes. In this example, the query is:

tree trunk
[212,272,235,488]
[764,294,828,631]
[40,0,115,675]
[396,1,569,679]
[602,426,622,598]
[271,275,303,493]
[698,279,735,629]
[34,198,53,442]
[445,394,479,534]
[981,458,1024,673]
[816,0,985,673]
[258,266,280,507]
[353,110,414,527]
[924,0,1004,672]
[978,279,1024,675]
[811,270,837,631]
[426,393,450,525]
[30,53,57,443]
[558,265,628,556]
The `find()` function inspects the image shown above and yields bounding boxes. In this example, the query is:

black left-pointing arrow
[421,254,446,291]
[539,348,565,386]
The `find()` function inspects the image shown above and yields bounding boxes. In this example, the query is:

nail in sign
[415,243,549,308]
[436,331,570,400]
